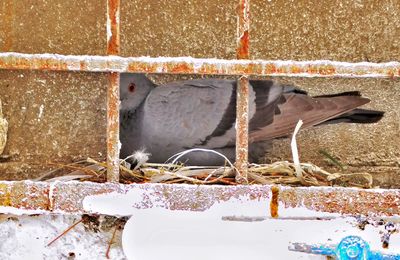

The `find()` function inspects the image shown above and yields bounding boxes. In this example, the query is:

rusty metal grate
[0,0,399,215]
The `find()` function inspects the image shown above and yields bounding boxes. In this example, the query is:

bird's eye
[128,83,136,92]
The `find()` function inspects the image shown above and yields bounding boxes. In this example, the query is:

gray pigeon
[120,74,383,165]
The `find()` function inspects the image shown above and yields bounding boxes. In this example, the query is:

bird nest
[35,121,373,188]
[35,157,373,189]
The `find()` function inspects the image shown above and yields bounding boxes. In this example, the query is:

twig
[47,219,83,246]
[34,159,89,181]
[166,148,237,171]
[46,162,100,177]
[87,157,148,180]
[319,149,346,170]
[106,224,119,259]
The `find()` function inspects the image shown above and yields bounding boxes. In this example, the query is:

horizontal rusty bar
[0,52,399,77]
[1,181,400,217]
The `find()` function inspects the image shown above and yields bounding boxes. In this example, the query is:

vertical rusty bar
[106,0,120,182]
[235,0,250,183]
[237,0,250,60]
[235,76,249,183]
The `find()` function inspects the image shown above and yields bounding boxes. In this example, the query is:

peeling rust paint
[270,186,279,218]
[0,53,399,78]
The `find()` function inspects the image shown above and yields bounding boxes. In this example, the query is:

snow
[122,208,400,260]
[0,215,126,260]
[0,52,399,78]
[81,184,400,259]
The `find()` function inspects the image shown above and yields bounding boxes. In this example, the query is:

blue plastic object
[289,236,400,259]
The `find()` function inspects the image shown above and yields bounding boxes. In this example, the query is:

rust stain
[265,63,277,74]
[0,1,14,51]
[197,64,220,75]
[107,0,120,55]
[270,186,279,218]
[79,61,87,71]
[242,62,262,75]
[306,65,318,75]
[169,63,194,74]
[127,62,158,73]
[387,69,395,79]
[290,65,303,74]
[236,0,250,60]
[237,30,249,59]
[318,65,336,75]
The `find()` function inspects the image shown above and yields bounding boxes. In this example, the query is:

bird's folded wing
[141,79,239,149]
[249,93,370,142]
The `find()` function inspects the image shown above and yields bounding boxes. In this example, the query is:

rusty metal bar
[106,0,120,56]
[235,0,251,183]
[235,77,249,183]
[0,52,399,77]
[237,0,250,60]
[1,181,400,217]
[106,0,120,182]
[106,73,120,182]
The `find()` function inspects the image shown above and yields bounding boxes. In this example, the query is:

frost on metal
[0,52,399,77]
[0,181,400,218]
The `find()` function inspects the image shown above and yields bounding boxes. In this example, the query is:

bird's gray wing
[248,80,284,131]
[140,79,240,152]
[249,91,371,142]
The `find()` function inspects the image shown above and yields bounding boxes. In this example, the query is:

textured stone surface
[0,71,107,179]
[251,0,400,62]
[120,0,237,58]
[0,0,106,55]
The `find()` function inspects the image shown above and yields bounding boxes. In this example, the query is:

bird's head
[120,73,156,112]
